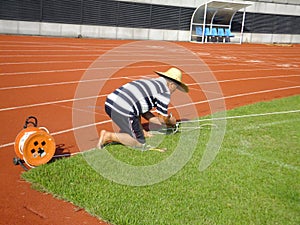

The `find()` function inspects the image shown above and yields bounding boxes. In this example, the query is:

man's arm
[142,111,162,125]
[142,111,176,127]
[142,111,156,121]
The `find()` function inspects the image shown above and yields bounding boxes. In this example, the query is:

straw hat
[155,67,189,93]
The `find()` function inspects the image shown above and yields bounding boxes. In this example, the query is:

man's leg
[97,130,143,149]
[99,107,145,148]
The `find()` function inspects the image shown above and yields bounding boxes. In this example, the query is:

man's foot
[97,130,107,149]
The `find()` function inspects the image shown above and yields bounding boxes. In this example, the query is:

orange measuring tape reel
[14,116,56,169]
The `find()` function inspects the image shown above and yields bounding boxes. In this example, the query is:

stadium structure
[0,0,299,43]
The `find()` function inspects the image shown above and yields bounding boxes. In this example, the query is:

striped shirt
[105,77,170,117]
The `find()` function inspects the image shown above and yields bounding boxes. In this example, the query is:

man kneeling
[97,67,189,150]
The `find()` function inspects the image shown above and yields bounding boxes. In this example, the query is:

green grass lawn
[22,95,300,225]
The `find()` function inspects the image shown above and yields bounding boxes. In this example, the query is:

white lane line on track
[1,142,17,148]
[1,40,296,49]
[0,54,101,58]
[0,60,94,65]
[1,74,299,91]
[51,119,111,136]
[190,74,300,85]
[0,59,245,66]
[52,103,106,116]
[176,85,300,109]
[0,85,299,112]
[0,76,133,91]
[0,41,121,48]
[1,64,299,76]
[0,44,114,50]
[0,49,108,52]
[1,47,196,53]
[0,41,297,53]
[0,94,107,112]
[0,62,174,76]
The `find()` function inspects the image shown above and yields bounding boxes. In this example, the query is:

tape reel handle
[23,116,38,129]
[39,127,50,134]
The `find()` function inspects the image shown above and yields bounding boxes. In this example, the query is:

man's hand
[144,111,177,127]
[158,113,176,127]
[167,116,177,126]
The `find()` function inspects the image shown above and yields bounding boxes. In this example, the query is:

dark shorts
[105,105,145,144]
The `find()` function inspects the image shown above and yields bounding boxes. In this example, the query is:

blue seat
[218,28,225,37]
[225,28,234,37]
[203,27,212,42]
[208,28,218,42]
[195,26,203,36]
[211,28,218,36]
[204,27,211,36]
[217,28,225,42]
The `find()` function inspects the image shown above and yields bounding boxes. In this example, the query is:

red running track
[0,35,299,225]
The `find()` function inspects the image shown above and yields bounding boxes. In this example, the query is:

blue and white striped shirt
[105,77,170,117]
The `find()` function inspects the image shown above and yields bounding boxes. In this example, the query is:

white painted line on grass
[232,148,299,172]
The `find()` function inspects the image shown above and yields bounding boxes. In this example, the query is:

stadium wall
[0,0,299,43]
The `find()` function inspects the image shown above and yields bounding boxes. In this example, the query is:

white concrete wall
[242,32,300,43]
[0,20,190,42]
